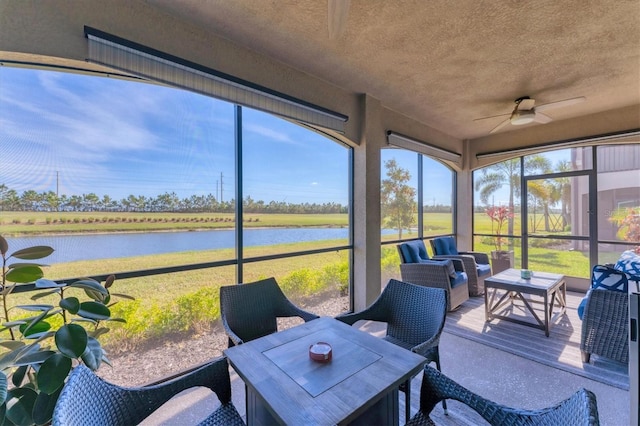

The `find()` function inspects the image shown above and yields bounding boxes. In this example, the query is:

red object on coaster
[309,342,332,363]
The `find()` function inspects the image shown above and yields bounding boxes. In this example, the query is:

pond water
[6,228,396,263]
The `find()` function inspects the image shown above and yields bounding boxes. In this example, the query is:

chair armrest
[399,263,454,291]
[220,316,245,346]
[411,333,441,359]
[433,254,475,276]
[413,366,599,425]
[581,289,629,363]
[459,251,490,265]
[277,299,320,322]
[335,297,389,325]
[582,289,629,325]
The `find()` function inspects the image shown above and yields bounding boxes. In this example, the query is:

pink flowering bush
[486,206,514,252]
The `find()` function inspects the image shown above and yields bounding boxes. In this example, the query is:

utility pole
[56,171,59,212]
[220,172,223,202]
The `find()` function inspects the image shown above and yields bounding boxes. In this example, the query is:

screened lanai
[1,1,639,425]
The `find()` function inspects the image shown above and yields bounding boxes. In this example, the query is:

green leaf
[19,320,51,339]
[32,386,62,425]
[11,366,28,388]
[5,387,37,426]
[55,324,87,358]
[7,262,49,270]
[37,354,71,395]
[90,327,110,339]
[2,320,27,327]
[104,274,115,288]
[14,305,53,312]
[13,350,56,367]
[77,302,110,321]
[68,279,107,296]
[34,279,65,289]
[0,342,43,371]
[0,235,8,256]
[70,318,97,326]
[101,354,112,368]
[30,289,61,300]
[81,337,102,371]
[0,341,25,351]
[110,293,136,301]
[0,372,6,406]
[5,266,43,284]
[106,318,126,323]
[60,297,80,314]
[10,246,54,260]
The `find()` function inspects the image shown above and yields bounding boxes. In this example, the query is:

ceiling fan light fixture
[511,109,536,125]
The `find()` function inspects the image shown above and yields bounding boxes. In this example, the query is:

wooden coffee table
[484,268,567,337]
[224,316,426,425]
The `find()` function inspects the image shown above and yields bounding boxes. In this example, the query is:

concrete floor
[142,328,629,425]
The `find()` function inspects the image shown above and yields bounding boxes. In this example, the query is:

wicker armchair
[335,279,448,422]
[220,277,319,347]
[398,240,469,311]
[407,365,600,426]
[430,236,492,296]
[52,357,244,426]
[580,265,630,364]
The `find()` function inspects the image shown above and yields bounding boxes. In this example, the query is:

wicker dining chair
[52,357,244,426]
[335,279,448,422]
[407,365,600,426]
[220,277,319,347]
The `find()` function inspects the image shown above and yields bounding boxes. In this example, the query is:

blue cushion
[432,237,458,256]
[450,272,468,288]
[399,240,429,263]
[477,263,492,277]
[577,290,591,320]
[591,264,628,292]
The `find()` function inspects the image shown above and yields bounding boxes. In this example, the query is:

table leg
[544,292,550,337]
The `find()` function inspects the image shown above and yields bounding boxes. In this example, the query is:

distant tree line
[0,184,348,214]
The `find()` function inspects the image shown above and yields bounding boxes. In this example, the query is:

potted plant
[486,206,515,273]
[0,234,132,425]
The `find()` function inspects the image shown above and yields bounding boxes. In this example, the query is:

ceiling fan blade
[489,118,511,134]
[533,112,553,124]
[328,0,350,39]
[473,112,510,122]
[536,96,586,112]
[517,98,536,110]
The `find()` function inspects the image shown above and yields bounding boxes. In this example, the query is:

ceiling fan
[475,96,586,134]
[328,0,351,39]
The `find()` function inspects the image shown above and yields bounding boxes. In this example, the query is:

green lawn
[0,211,348,236]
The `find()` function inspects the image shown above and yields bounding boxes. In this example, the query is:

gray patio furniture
[220,277,319,347]
[52,357,244,426]
[406,365,600,426]
[335,279,448,422]
[430,236,492,296]
[580,265,631,364]
[398,240,470,311]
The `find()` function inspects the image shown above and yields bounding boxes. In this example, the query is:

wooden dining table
[223,316,426,425]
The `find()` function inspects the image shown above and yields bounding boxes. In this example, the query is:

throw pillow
[591,264,628,292]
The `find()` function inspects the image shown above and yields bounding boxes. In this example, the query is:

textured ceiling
[148,0,640,140]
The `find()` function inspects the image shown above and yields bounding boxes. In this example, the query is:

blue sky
[0,66,350,205]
